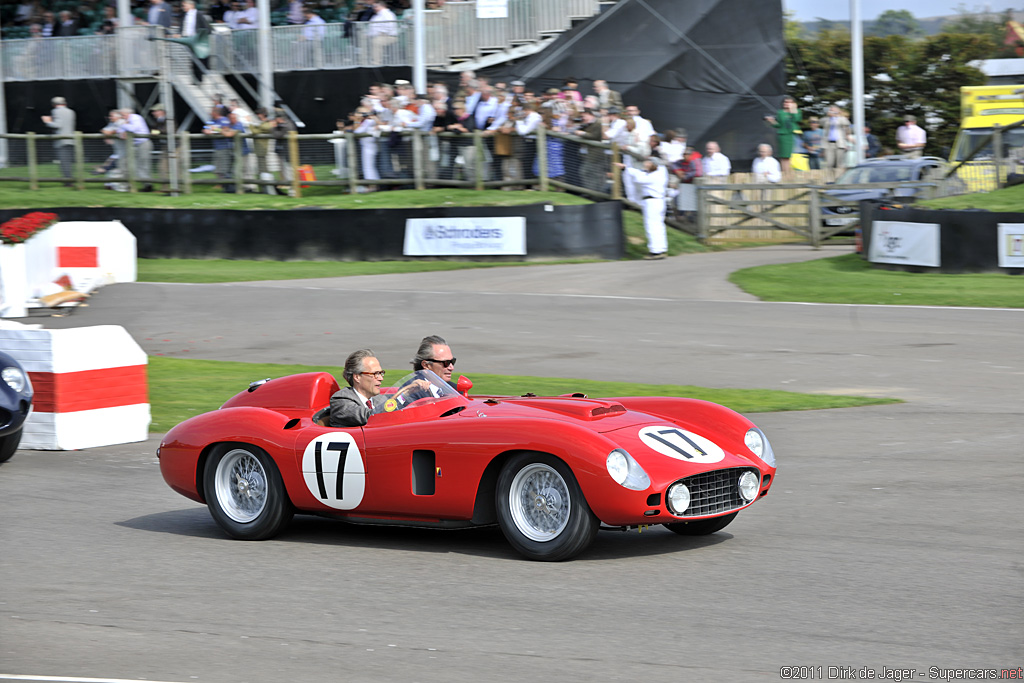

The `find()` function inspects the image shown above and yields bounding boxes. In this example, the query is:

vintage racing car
[0,350,34,464]
[158,369,777,561]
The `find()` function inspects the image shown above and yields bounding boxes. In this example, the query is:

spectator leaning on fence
[752,143,782,183]
[41,96,75,185]
[702,141,731,182]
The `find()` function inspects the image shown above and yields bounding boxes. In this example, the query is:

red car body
[159,371,776,561]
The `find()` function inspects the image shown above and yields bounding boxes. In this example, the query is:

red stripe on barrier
[57,246,99,268]
[28,365,148,413]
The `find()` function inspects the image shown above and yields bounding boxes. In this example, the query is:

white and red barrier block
[0,220,136,318]
[0,324,150,450]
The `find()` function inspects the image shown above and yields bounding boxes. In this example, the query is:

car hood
[825,188,889,201]
[474,396,654,431]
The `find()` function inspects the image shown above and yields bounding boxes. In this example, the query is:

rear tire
[496,453,598,561]
[663,512,737,536]
[0,427,22,464]
[204,444,293,540]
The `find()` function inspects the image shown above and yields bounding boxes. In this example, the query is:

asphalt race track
[2,245,1022,683]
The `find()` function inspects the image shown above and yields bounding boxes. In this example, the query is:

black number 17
[314,441,350,499]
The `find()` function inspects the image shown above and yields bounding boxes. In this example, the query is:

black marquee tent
[478,0,787,170]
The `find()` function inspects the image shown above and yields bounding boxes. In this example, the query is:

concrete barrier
[0,324,150,450]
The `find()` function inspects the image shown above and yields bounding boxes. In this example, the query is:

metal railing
[1,129,973,249]
[0,0,602,80]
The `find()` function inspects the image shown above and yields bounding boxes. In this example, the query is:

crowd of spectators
[0,0,413,38]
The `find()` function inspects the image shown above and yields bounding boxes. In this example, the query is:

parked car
[822,156,951,229]
[0,351,33,464]
[158,369,778,561]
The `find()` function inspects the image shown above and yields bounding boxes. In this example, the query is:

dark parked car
[822,156,951,229]
[0,350,33,464]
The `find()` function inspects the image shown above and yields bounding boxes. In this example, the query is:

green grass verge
[918,183,1024,212]
[148,356,899,433]
[137,258,597,282]
[730,253,1024,308]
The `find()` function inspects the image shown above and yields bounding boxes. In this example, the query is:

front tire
[204,444,293,540]
[663,512,737,536]
[496,453,598,561]
[0,427,22,464]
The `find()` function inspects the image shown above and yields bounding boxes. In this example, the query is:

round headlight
[606,449,629,485]
[606,448,651,491]
[2,366,27,393]
[744,428,775,468]
[744,429,764,457]
[738,471,759,502]
[667,482,690,515]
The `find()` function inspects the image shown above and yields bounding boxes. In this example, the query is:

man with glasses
[411,335,457,386]
[330,348,434,427]
[330,349,386,427]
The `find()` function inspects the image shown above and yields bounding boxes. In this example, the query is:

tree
[870,10,922,37]
[785,30,994,153]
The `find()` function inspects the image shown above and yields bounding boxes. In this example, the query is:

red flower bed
[0,212,59,245]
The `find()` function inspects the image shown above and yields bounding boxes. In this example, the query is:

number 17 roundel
[301,433,366,510]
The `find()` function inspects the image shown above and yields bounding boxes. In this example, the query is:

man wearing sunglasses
[330,349,386,427]
[411,335,458,387]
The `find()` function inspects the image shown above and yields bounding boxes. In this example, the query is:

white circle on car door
[638,426,725,463]
[301,432,365,510]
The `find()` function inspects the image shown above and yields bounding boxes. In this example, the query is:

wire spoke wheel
[509,463,571,542]
[204,444,293,540]
[496,453,598,561]
[214,448,269,523]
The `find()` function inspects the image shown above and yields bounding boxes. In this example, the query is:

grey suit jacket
[329,386,378,427]
[46,106,76,147]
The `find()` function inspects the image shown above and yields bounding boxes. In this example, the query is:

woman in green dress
[765,96,802,175]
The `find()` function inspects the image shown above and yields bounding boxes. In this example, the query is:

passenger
[410,335,457,386]
[330,349,385,427]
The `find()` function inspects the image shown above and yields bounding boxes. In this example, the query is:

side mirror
[456,375,473,396]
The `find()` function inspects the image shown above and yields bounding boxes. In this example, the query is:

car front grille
[834,205,856,214]
[0,407,12,430]
[671,467,760,518]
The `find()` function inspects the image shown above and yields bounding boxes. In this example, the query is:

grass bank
[148,356,900,432]
[730,253,1024,308]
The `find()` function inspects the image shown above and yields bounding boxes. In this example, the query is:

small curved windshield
[951,128,1024,161]
[369,369,462,416]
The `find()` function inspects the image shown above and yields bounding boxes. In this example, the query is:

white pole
[851,0,866,163]
[258,0,273,110]
[0,16,9,168]
[413,0,426,94]
[116,0,132,109]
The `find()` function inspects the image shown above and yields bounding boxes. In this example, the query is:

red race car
[158,370,777,561]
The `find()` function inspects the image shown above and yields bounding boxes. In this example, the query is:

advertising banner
[997,223,1024,268]
[868,221,940,267]
[476,0,508,18]
[404,217,526,256]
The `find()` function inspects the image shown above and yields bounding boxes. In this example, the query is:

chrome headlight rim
[666,482,691,515]
[744,427,775,468]
[605,448,651,491]
[2,366,28,394]
[738,470,760,502]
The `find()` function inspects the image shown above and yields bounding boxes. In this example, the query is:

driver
[410,335,458,387]
[329,349,384,427]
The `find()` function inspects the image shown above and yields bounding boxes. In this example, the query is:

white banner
[869,221,940,267]
[476,0,508,18]
[404,217,526,256]
[997,223,1024,268]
